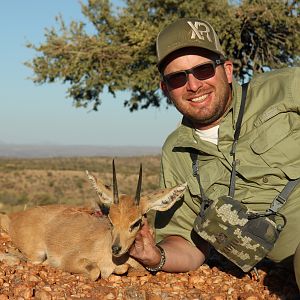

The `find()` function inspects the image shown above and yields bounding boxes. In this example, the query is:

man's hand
[130,219,209,272]
[129,219,161,267]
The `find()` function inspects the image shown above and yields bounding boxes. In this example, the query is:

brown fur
[0,172,186,280]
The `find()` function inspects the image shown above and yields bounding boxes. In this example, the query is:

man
[129,17,300,290]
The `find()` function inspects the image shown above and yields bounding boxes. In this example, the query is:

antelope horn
[112,160,119,204]
[135,164,142,205]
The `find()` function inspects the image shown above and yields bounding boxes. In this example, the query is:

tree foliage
[26,0,300,111]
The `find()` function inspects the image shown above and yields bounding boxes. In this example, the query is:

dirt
[0,229,299,300]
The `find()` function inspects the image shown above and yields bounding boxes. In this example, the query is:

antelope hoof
[114,263,129,275]
[86,263,100,281]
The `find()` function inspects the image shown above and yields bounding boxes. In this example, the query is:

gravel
[0,229,299,300]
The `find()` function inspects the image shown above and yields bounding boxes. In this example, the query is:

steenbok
[0,161,186,280]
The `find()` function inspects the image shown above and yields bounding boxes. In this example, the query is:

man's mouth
[190,94,209,103]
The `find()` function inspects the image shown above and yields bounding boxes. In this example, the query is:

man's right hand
[129,219,162,268]
[129,218,210,272]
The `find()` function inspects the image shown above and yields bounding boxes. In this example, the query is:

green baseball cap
[156,18,226,70]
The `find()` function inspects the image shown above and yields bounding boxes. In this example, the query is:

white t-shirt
[195,125,219,145]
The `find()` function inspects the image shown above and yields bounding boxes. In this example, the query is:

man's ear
[224,61,233,84]
[160,80,169,98]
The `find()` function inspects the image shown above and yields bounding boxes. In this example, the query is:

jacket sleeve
[155,139,201,247]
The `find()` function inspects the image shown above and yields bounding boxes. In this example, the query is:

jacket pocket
[250,114,300,179]
[186,159,229,199]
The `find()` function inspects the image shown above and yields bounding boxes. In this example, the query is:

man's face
[161,49,233,130]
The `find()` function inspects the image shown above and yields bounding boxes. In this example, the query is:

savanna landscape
[0,156,299,299]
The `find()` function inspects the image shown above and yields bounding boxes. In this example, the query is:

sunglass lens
[165,72,187,89]
[164,62,217,89]
[193,63,215,80]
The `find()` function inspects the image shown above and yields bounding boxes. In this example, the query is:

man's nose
[186,73,203,91]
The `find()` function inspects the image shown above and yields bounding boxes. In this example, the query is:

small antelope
[0,161,186,280]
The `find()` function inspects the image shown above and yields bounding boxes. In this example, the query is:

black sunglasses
[162,59,225,89]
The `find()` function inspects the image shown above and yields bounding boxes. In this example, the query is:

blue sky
[0,1,181,147]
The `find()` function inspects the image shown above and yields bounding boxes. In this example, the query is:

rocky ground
[0,229,299,300]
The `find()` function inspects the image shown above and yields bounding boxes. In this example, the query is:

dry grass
[0,156,161,213]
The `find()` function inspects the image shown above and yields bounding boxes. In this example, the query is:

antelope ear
[86,170,114,209]
[140,183,187,214]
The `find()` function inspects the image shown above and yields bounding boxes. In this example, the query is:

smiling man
[129,17,300,291]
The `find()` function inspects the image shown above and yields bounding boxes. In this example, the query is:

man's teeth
[191,94,208,102]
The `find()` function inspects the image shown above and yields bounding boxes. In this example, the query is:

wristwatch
[145,244,166,272]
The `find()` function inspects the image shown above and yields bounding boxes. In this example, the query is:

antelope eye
[130,219,142,232]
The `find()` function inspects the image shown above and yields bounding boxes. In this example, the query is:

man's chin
[191,116,221,129]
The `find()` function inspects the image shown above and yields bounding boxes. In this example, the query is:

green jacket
[155,67,300,262]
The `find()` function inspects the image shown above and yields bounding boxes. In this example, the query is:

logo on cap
[187,21,212,42]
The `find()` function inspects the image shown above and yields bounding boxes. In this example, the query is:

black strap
[269,178,300,213]
[229,83,249,198]
[191,83,249,215]
[191,152,210,217]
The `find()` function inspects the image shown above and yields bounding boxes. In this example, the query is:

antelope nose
[112,244,121,255]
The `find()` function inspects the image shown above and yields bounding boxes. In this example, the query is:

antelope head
[86,160,187,257]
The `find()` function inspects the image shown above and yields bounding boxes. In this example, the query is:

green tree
[26,0,300,111]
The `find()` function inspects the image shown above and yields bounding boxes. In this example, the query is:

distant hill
[0,144,161,158]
